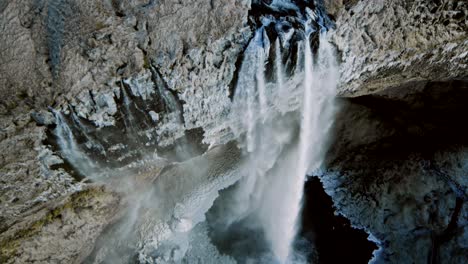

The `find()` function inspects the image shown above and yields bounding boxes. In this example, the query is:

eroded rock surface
[0,185,121,264]
[321,1,468,262]
[323,80,468,263]
[332,0,467,96]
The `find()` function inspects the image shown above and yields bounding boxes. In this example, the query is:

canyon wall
[321,1,467,263]
[0,0,466,263]
[1,0,250,262]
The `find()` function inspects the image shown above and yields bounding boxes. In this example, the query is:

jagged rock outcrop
[331,0,467,96]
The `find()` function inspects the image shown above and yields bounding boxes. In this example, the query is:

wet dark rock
[301,177,377,264]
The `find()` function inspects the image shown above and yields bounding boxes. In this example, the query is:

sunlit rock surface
[0,0,250,262]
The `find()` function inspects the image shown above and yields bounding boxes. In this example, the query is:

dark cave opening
[299,177,378,264]
[206,174,378,263]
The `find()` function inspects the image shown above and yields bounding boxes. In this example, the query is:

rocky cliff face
[319,1,467,263]
[323,80,468,263]
[331,0,467,96]
[0,0,466,263]
[1,0,250,262]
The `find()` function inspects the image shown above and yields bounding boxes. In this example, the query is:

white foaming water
[284,36,315,263]
[285,33,338,263]
[307,33,339,171]
[251,32,338,263]
[261,37,316,263]
[257,28,270,118]
[275,38,287,111]
[231,27,271,152]
[51,109,98,177]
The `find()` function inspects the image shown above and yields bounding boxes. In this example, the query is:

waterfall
[258,36,318,264]
[282,36,315,263]
[47,3,338,263]
[149,65,183,119]
[231,26,271,153]
[283,32,338,262]
[307,32,339,171]
[272,32,337,263]
[275,38,287,112]
[257,28,270,118]
[227,10,338,262]
[51,108,98,177]
[121,85,139,133]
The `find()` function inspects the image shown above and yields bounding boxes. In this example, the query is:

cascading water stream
[275,38,287,112]
[285,31,338,263]
[257,27,270,118]
[260,34,318,264]
[50,108,99,177]
[277,30,338,263]
[282,35,314,263]
[232,25,272,153]
[121,85,139,133]
[227,7,338,263]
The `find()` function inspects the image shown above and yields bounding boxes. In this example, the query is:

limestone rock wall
[322,1,467,262]
[0,0,250,262]
[332,0,467,96]
[1,0,467,263]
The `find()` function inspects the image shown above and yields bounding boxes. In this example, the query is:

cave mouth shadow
[318,79,468,263]
[205,175,377,264]
[299,176,378,264]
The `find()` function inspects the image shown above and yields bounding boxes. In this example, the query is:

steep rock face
[320,1,467,263]
[0,185,121,263]
[309,1,468,263]
[0,0,250,262]
[323,80,468,263]
[1,0,467,263]
[331,0,467,96]
[0,113,80,232]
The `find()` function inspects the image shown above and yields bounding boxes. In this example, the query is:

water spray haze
[48,2,339,263]
[220,14,339,261]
